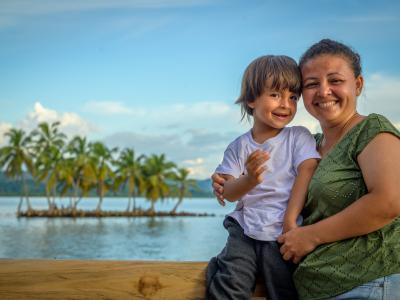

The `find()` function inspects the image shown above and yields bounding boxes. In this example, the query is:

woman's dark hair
[299,39,362,77]
[236,55,301,120]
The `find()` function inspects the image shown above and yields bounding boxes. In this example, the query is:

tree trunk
[171,198,183,214]
[16,196,23,216]
[46,194,52,211]
[171,187,185,213]
[132,196,136,212]
[149,200,155,213]
[72,180,80,211]
[126,197,131,212]
[96,183,103,212]
[21,175,32,211]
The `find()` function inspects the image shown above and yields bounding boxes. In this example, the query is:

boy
[206,55,320,300]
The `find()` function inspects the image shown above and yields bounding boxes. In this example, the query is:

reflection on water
[0,197,236,261]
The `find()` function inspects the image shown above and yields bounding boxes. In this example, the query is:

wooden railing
[0,260,266,299]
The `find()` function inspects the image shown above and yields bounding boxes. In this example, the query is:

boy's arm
[283,158,318,233]
[223,174,258,202]
[223,149,269,202]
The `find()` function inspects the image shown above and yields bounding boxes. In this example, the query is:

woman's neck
[319,111,364,155]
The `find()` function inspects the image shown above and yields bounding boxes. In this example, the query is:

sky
[1,0,400,179]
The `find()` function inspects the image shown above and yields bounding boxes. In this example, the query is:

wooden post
[0,260,266,299]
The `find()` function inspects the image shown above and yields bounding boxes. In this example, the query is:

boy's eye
[269,93,280,98]
[290,95,299,102]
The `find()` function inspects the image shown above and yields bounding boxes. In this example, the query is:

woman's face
[301,54,363,127]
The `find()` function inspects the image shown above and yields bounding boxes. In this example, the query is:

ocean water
[0,197,236,261]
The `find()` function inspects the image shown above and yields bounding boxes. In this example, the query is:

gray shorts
[206,217,298,300]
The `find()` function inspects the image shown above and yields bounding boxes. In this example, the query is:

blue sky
[1,0,400,178]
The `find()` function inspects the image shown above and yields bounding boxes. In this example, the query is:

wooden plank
[0,260,266,299]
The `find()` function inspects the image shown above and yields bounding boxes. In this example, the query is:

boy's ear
[247,101,255,109]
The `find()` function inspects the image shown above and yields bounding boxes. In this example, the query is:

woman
[212,39,400,299]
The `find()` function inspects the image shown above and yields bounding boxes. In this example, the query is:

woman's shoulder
[357,113,399,137]
[350,113,400,156]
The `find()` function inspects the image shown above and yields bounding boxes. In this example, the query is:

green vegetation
[0,122,213,216]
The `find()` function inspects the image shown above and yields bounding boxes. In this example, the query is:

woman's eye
[330,79,343,84]
[303,82,317,89]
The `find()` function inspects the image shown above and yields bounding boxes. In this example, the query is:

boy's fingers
[216,194,226,206]
[256,166,266,176]
[211,173,225,185]
[212,182,222,191]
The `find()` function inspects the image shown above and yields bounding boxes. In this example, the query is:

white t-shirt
[216,126,320,241]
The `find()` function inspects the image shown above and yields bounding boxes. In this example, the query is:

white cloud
[102,129,240,179]
[0,122,12,146]
[359,73,400,124]
[85,100,235,118]
[85,100,245,136]
[82,101,140,116]
[291,103,321,133]
[183,157,204,165]
[19,102,97,137]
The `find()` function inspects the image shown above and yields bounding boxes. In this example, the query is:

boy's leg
[258,241,298,300]
[206,217,258,300]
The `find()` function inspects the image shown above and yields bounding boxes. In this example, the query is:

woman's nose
[317,82,332,97]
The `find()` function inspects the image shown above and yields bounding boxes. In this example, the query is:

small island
[0,122,214,218]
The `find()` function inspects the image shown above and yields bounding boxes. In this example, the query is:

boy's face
[247,88,298,130]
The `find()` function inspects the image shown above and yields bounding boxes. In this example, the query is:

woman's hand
[277,225,321,264]
[211,173,226,206]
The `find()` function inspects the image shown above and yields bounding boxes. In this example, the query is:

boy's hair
[299,39,362,78]
[236,55,301,120]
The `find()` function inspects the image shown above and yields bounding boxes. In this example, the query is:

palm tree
[32,121,66,210]
[36,147,66,211]
[170,168,198,214]
[89,142,118,213]
[114,149,145,212]
[142,154,176,213]
[56,157,77,209]
[66,136,96,210]
[0,128,35,214]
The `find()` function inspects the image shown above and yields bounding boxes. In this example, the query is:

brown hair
[236,55,301,120]
[299,39,362,77]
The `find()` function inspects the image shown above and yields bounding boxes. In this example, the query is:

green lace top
[294,114,400,300]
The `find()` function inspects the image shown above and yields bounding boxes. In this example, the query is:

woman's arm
[283,158,319,233]
[278,133,400,263]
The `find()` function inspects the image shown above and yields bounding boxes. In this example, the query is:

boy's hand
[282,221,298,234]
[245,150,270,185]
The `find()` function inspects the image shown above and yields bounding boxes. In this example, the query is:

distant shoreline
[17,208,216,218]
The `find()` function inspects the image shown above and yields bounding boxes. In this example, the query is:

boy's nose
[279,96,290,108]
